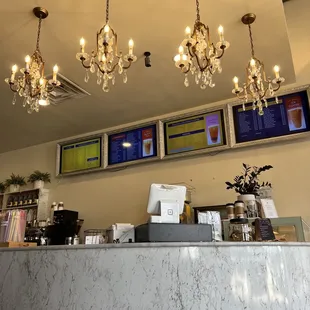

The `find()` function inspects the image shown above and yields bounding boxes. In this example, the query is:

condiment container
[229,218,253,242]
[234,200,245,218]
[226,203,235,219]
[58,202,64,211]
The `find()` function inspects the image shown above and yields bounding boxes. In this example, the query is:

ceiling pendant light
[232,13,285,116]
[76,0,136,92]
[5,7,60,114]
[174,0,230,89]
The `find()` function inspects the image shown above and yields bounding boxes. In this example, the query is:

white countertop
[1,241,310,251]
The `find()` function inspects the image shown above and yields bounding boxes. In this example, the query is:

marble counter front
[0,242,309,310]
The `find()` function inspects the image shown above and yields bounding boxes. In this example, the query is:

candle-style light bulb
[174,54,181,62]
[11,65,17,82]
[273,65,280,79]
[178,46,184,55]
[218,25,224,41]
[53,65,58,82]
[128,39,134,55]
[185,26,191,38]
[25,55,31,71]
[233,76,239,89]
[80,37,85,53]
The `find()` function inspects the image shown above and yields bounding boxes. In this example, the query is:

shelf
[3,204,38,210]
[4,189,39,195]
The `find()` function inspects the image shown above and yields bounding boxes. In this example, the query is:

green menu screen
[60,138,101,174]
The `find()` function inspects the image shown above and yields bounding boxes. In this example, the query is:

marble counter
[0,242,309,310]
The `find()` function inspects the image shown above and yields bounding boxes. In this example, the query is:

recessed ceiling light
[122,142,132,148]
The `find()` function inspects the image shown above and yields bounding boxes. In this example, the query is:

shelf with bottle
[4,190,39,210]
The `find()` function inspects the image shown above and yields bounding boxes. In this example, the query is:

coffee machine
[45,210,78,245]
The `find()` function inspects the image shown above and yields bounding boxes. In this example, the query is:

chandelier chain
[36,16,42,51]
[248,24,255,58]
[106,0,110,24]
[195,0,200,23]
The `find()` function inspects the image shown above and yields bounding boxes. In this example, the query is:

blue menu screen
[233,90,310,143]
[108,124,157,165]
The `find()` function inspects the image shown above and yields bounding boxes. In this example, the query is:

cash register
[135,184,212,242]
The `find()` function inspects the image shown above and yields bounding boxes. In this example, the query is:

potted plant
[28,170,51,189]
[5,174,26,193]
[0,182,5,194]
[225,164,273,217]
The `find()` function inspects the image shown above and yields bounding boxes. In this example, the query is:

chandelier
[5,7,60,114]
[76,0,136,92]
[173,0,229,89]
[232,13,285,115]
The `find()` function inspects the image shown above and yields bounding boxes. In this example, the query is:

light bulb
[185,26,191,36]
[104,25,110,33]
[80,37,85,53]
[39,99,48,106]
[128,39,134,55]
[25,55,31,63]
[233,76,239,89]
[53,65,58,82]
[273,65,280,79]
[218,25,224,41]
[12,65,17,73]
[182,54,188,61]
[178,46,184,54]
[174,54,181,62]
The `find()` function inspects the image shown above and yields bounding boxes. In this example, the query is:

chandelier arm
[181,63,191,74]
[80,59,91,69]
[215,47,225,59]
[122,60,133,70]
[9,83,18,93]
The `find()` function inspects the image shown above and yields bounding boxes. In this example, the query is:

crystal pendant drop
[84,70,90,83]
[12,93,17,105]
[263,99,268,108]
[258,108,264,116]
[200,83,207,90]
[97,77,101,85]
[184,74,189,87]
[90,64,95,74]
[195,74,200,85]
[275,97,279,104]
[123,71,128,84]
[22,98,27,107]
[112,75,115,85]
[27,108,33,114]
[18,89,23,97]
[118,65,123,75]
[242,104,246,111]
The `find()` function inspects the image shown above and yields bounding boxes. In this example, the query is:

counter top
[1,241,310,251]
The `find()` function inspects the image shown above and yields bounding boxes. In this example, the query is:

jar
[226,203,235,219]
[58,202,64,211]
[229,218,253,242]
[237,194,259,218]
[234,200,245,218]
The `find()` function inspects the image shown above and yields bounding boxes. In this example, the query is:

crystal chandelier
[232,13,285,116]
[5,7,60,114]
[173,0,229,89]
[76,0,136,92]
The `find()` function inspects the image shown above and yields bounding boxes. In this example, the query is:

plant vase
[9,184,20,193]
[237,194,259,218]
[34,180,44,189]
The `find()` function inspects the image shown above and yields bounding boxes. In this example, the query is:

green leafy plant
[225,163,273,195]
[28,170,51,183]
[5,173,26,187]
[0,182,5,193]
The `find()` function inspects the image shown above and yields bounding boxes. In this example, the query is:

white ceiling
[0,0,295,153]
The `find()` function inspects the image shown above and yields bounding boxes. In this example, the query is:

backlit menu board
[60,137,101,174]
[165,110,225,155]
[233,90,310,144]
[108,124,157,165]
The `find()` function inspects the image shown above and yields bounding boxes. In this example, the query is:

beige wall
[0,0,310,231]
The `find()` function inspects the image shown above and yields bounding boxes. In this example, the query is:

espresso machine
[45,210,78,245]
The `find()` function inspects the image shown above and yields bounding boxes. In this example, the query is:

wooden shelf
[4,189,39,196]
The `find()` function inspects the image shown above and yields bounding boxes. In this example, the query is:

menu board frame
[228,84,310,149]
[160,105,231,160]
[104,120,161,169]
[56,134,104,176]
